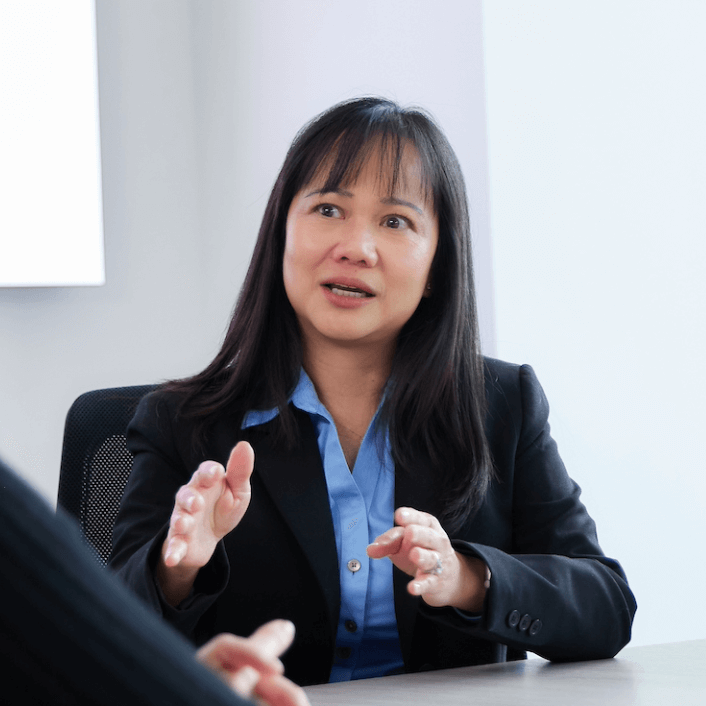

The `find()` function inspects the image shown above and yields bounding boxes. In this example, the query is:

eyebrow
[304,189,424,216]
[380,196,424,216]
[305,188,354,199]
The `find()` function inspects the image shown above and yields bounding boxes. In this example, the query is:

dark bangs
[280,98,461,216]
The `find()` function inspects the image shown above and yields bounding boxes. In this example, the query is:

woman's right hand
[156,441,254,605]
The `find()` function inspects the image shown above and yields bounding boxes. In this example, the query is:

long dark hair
[166,97,492,528]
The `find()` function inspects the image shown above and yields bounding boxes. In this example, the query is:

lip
[319,276,376,310]
[319,276,376,296]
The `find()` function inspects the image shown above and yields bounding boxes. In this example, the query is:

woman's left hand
[367,507,488,612]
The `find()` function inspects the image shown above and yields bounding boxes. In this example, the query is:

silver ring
[425,556,443,575]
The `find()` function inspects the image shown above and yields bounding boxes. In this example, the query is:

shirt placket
[322,422,370,679]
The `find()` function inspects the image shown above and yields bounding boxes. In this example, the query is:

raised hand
[196,620,310,706]
[157,441,254,605]
[367,507,488,612]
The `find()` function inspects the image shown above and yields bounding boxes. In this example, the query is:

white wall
[484,1,706,647]
[0,1,493,500]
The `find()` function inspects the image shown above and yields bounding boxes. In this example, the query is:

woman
[110,97,636,686]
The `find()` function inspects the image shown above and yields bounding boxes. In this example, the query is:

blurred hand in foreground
[196,620,310,706]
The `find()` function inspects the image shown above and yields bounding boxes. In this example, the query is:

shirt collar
[241,368,329,429]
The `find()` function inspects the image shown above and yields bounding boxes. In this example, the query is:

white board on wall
[0,0,104,287]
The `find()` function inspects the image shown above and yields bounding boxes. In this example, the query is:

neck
[302,337,393,469]
[302,338,392,408]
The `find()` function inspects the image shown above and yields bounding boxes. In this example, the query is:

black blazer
[110,358,636,686]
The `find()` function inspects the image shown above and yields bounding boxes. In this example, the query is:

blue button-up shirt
[242,369,404,682]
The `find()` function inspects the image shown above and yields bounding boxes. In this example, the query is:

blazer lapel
[393,460,444,666]
[241,407,340,637]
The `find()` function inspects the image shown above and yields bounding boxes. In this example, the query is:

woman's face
[283,148,439,355]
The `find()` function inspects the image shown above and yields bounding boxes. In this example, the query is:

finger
[225,441,255,492]
[395,507,443,532]
[408,573,440,597]
[163,536,187,566]
[367,526,405,558]
[196,633,284,677]
[169,511,195,535]
[174,486,203,515]
[248,619,296,662]
[401,525,445,552]
[191,460,225,490]
[230,664,260,697]
[256,675,312,706]
[409,547,442,573]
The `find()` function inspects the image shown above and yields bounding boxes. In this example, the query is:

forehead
[301,140,434,208]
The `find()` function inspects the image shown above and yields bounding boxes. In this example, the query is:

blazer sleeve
[427,362,637,661]
[109,391,231,640]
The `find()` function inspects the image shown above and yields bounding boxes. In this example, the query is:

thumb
[225,441,254,491]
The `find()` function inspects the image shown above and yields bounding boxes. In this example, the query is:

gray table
[304,640,705,705]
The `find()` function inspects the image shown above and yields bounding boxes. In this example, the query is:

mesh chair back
[58,385,157,565]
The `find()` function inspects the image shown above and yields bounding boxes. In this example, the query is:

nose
[332,219,378,267]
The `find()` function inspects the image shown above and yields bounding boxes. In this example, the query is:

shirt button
[345,619,357,633]
[347,559,361,573]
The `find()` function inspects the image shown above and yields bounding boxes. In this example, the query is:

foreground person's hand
[157,441,254,605]
[196,620,311,706]
[367,506,488,612]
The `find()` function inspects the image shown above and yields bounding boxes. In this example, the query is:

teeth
[330,286,368,298]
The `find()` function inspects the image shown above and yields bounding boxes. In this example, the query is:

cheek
[282,230,299,295]
[282,226,320,306]
[399,242,436,282]
[285,222,330,274]
[415,232,439,281]
[282,249,301,303]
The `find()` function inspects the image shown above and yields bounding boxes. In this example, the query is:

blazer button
[345,619,358,633]
[529,619,542,637]
[336,646,352,659]
[519,614,532,632]
[507,610,520,628]
[347,559,361,573]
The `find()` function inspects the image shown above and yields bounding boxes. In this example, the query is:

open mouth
[324,283,374,299]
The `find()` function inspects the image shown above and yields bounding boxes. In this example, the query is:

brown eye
[317,204,342,218]
[384,215,409,230]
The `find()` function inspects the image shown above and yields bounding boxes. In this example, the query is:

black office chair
[58,384,158,565]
